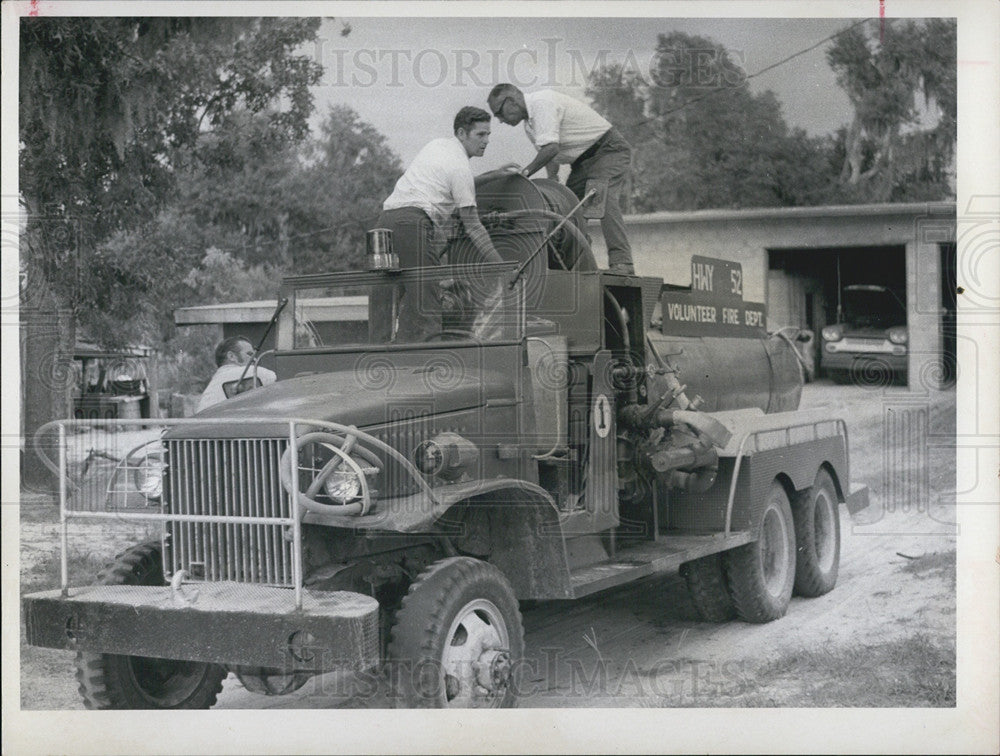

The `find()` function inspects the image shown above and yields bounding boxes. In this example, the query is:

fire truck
[24,175,868,709]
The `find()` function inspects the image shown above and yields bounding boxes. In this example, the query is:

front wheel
[74,542,227,709]
[792,469,841,597]
[723,482,796,623]
[387,557,524,708]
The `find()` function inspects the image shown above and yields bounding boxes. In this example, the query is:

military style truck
[24,175,868,709]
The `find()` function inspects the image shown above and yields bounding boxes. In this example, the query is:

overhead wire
[623,17,877,124]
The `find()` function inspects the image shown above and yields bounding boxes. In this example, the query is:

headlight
[323,468,362,503]
[888,327,908,345]
[821,325,843,342]
[133,459,166,501]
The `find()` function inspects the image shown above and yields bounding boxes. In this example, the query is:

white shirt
[524,90,611,164]
[382,137,477,226]
[196,364,277,413]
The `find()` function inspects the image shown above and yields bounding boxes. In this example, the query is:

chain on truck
[24,174,868,709]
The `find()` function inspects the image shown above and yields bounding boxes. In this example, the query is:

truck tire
[723,483,796,623]
[387,556,523,708]
[74,542,227,709]
[792,469,841,597]
[680,554,737,622]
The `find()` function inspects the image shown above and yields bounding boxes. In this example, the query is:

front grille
[164,438,293,586]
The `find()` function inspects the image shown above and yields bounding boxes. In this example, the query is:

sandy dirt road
[19,380,956,709]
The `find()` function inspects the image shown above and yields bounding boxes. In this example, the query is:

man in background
[196,336,276,413]
[487,83,636,275]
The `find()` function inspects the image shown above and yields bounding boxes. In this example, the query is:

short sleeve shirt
[382,137,477,226]
[524,90,612,164]
[196,364,277,413]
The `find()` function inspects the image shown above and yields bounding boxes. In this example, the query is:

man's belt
[571,128,615,168]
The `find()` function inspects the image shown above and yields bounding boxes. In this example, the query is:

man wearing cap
[487,84,636,275]
[374,106,508,341]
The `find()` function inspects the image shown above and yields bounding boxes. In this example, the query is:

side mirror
[582,179,608,219]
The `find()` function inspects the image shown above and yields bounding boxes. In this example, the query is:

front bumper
[23,583,380,672]
[821,351,907,372]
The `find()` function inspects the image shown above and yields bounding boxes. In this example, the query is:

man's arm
[521,143,560,178]
[457,206,503,264]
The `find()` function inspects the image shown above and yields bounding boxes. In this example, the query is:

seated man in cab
[196,336,276,413]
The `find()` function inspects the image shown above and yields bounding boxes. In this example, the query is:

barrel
[647,332,803,414]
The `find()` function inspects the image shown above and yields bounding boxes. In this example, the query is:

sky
[306,15,859,169]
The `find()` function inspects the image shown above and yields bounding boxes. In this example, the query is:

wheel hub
[441,599,511,706]
[473,648,512,691]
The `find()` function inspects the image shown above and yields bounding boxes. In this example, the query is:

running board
[568,532,753,599]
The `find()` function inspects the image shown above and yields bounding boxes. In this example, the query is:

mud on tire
[74,542,227,710]
[387,557,524,708]
[723,482,796,623]
[680,553,737,622]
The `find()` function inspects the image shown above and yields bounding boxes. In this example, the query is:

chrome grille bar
[165,437,293,586]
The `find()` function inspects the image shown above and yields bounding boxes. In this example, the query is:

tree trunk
[20,272,76,492]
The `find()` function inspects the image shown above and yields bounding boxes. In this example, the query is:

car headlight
[323,468,363,503]
[821,325,843,342]
[888,327,908,345]
[134,460,166,501]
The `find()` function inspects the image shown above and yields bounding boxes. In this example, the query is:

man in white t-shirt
[374,106,510,342]
[487,84,636,275]
[196,336,276,413]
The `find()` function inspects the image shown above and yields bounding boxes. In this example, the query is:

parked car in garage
[821,284,908,385]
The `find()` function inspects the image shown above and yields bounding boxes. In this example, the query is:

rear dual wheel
[724,483,796,623]
[792,470,841,597]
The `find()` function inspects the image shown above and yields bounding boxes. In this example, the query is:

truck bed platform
[569,531,754,598]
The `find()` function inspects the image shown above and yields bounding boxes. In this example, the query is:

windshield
[842,287,906,328]
[287,263,523,349]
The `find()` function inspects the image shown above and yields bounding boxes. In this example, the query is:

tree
[586,32,834,212]
[92,105,401,392]
[19,17,325,486]
[826,18,956,201]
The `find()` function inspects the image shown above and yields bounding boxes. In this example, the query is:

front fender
[302,478,574,599]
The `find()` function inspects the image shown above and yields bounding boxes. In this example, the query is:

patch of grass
[740,633,955,707]
[16,492,60,524]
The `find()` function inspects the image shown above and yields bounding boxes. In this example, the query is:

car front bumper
[821,352,908,373]
[23,583,380,672]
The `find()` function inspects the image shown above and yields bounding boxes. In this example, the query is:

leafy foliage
[585,24,956,211]
[826,19,956,201]
[587,32,835,212]
[96,105,402,385]
[19,17,324,345]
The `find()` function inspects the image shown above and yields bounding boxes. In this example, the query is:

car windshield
[842,287,906,328]
[287,263,523,349]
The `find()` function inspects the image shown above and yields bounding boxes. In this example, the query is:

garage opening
[767,245,907,385]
